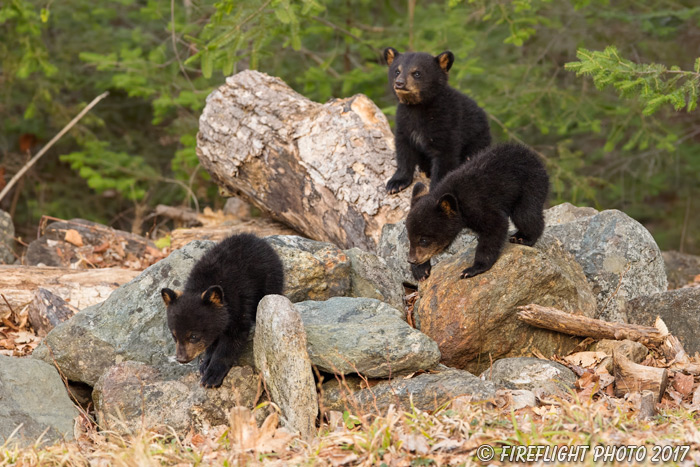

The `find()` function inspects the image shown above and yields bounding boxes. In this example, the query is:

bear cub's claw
[200,362,229,388]
[411,261,432,281]
[199,353,211,374]
[386,175,412,194]
[509,232,536,246]
[460,265,487,279]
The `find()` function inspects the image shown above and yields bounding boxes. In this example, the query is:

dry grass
[2,390,699,467]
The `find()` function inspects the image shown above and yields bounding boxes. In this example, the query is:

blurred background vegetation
[1,0,699,253]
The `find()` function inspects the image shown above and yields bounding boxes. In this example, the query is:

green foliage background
[1,0,699,253]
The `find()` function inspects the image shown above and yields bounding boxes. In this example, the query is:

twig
[0,92,109,203]
[171,0,195,90]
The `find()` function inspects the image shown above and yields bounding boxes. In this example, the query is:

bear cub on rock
[384,47,491,194]
[161,233,284,388]
[406,143,549,280]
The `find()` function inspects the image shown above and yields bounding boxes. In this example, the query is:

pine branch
[565,46,700,115]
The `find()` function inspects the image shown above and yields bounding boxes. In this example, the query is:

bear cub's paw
[386,174,413,194]
[509,232,536,246]
[200,361,230,388]
[411,261,432,281]
[199,351,212,375]
[460,265,488,279]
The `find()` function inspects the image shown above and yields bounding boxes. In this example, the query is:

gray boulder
[545,203,667,322]
[321,366,495,414]
[93,361,260,433]
[0,210,15,264]
[267,235,351,302]
[296,297,440,378]
[624,288,700,354]
[254,295,317,440]
[33,240,214,385]
[480,357,576,395]
[0,355,79,446]
[344,247,405,310]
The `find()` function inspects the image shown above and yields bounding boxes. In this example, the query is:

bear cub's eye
[419,237,430,247]
[412,71,421,78]
[189,334,199,343]
[395,69,400,76]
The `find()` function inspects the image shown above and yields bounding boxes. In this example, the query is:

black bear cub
[161,233,284,388]
[406,143,549,280]
[384,47,491,194]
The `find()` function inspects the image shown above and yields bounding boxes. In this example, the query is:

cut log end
[613,352,668,402]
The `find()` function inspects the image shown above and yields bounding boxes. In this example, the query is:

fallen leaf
[565,351,607,368]
[672,372,694,396]
[64,229,84,247]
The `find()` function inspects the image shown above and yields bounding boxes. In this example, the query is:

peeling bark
[197,70,413,250]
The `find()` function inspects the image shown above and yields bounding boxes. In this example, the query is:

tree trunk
[0,265,139,319]
[196,70,412,251]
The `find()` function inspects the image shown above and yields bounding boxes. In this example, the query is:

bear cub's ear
[384,47,400,66]
[411,182,429,207]
[201,285,225,307]
[435,51,454,73]
[437,193,458,217]
[161,288,180,306]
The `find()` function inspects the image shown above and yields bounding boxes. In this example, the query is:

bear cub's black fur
[406,143,549,280]
[384,47,491,194]
[161,233,284,388]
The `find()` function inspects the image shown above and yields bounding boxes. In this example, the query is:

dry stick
[0,92,109,204]
[516,304,667,345]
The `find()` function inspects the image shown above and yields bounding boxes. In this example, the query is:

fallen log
[196,70,413,250]
[170,218,300,250]
[0,265,139,319]
[28,288,79,336]
[613,352,668,402]
[516,304,667,345]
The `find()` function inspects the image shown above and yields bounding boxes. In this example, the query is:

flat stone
[296,297,440,378]
[480,357,576,395]
[320,367,495,414]
[93,361,260,433]
[510,389,537,410]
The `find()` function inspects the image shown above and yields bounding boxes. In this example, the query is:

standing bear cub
[161,233,284,388]
[384,47,491,194]
[406,143,549,280]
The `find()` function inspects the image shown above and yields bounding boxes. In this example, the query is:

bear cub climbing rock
[384,47,491,194]
[161,233,284,388]
[406,143,549,280]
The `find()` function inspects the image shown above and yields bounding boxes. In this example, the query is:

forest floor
[1,215,700,466]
